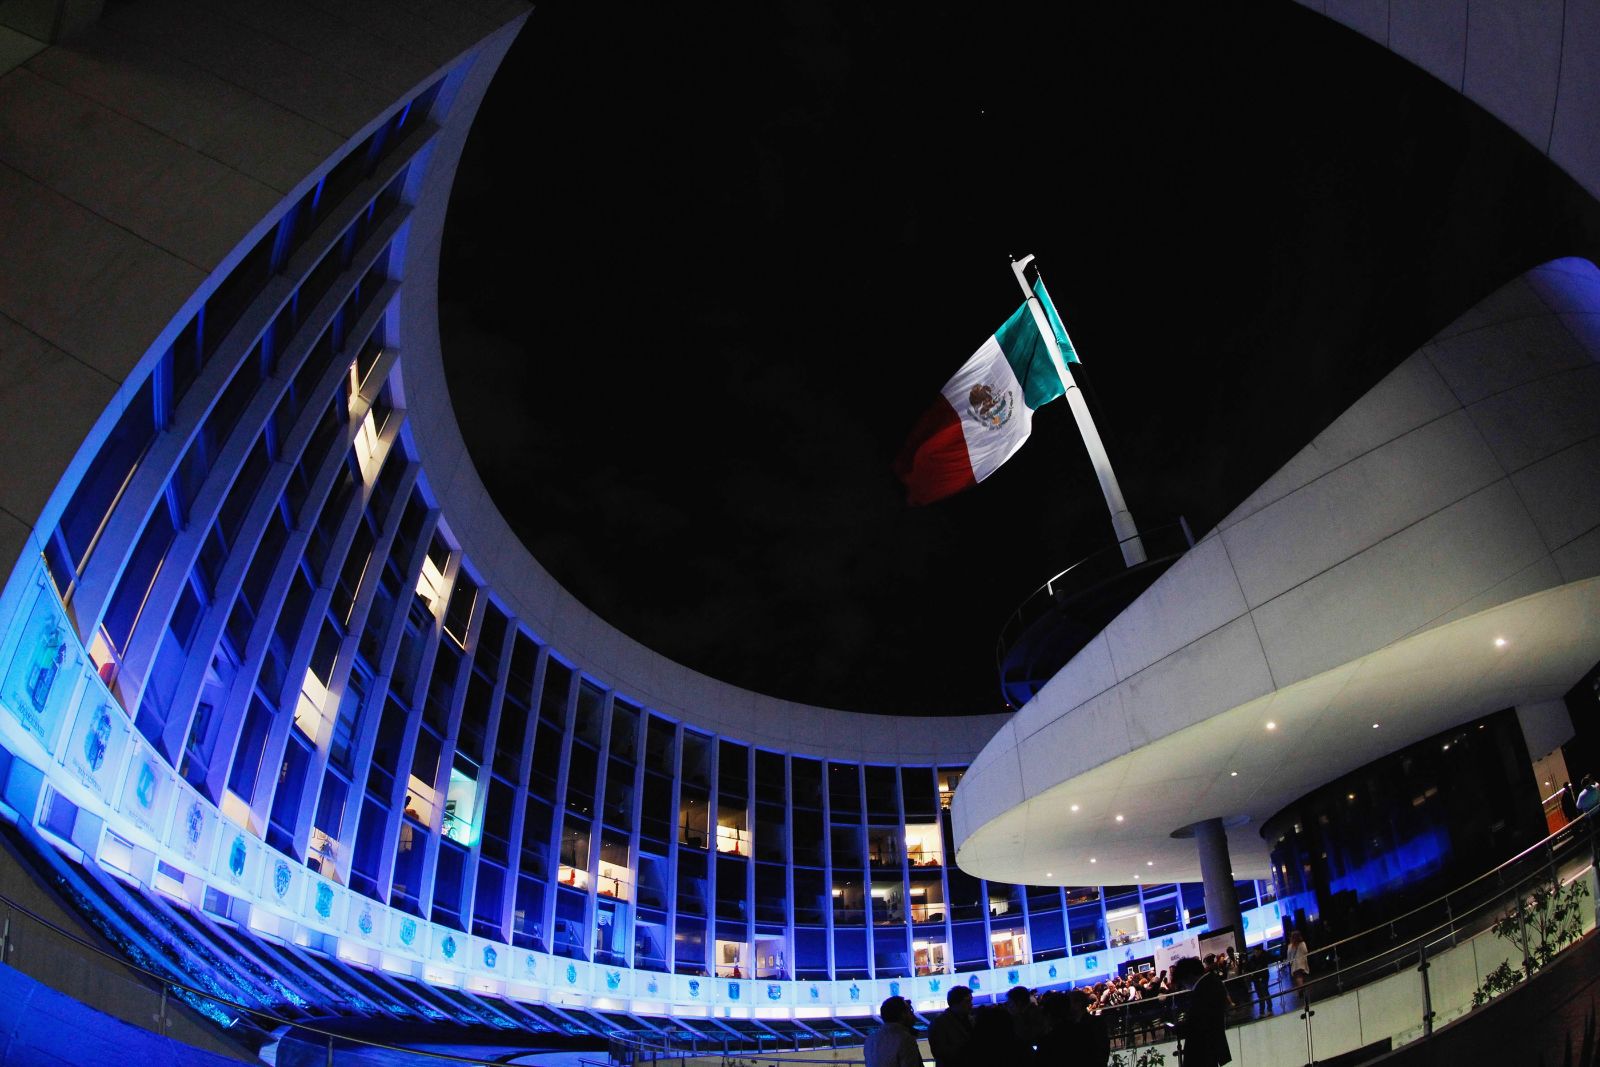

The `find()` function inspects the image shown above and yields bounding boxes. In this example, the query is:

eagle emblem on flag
[966,383,1013,430]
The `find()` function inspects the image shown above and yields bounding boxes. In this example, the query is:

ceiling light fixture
[1070,804,1080,812]
[1230,771,1239,777]
[1115,814,1124,822]
[1495,637,1508,648]
[1265,721,1277,731]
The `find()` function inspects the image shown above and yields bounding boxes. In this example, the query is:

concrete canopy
[952,259,1600,887]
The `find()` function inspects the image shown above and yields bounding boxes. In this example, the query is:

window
[679,788,709,848]
[442,756,480,846]
[442,572,476,647]
[50,377,157,595]
[291,665,334,746]
[904,822,944,867]
[558,816,590,890]
[597,833,630,901]
[406,730,441,825]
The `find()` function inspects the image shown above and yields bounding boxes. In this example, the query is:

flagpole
[1010,255,1147,567]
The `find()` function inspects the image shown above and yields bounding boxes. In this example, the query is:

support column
[1196,817,1243,953]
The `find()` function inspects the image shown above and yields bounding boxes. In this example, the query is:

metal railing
[995,519,1194,708]
[601,815,1600,1064]
[1091,809,1600,1061]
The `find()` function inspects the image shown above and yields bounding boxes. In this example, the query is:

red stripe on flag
[893,396,977,506]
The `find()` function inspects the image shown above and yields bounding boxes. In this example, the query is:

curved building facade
[0,2,1277,1039]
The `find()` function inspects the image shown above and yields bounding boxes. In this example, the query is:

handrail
[1088,810,1597,1040]
[1309,805,1595,962]
[995,519,1195,706]
[1038,518,1192,592]
[997,519,1194,641]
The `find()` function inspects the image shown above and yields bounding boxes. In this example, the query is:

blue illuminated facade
[0,4,1280,1040]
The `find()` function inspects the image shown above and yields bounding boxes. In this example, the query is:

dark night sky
[439,1,1600,717]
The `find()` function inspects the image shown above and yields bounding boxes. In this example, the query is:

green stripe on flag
[1032,278,1080,366]
[995,301,1066,411]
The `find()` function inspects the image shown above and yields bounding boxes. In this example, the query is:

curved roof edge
[1300,0,1600,206]
[391,36,1009,762]
[953,258,1600,886]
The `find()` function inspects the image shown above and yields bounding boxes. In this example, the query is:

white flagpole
[1010,254,1147,567]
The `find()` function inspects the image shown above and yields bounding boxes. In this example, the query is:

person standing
[1287,930,1311,992]
[1168,956,1232,1066]
[1578,776,1600,815]
[1247,944,1272,1016]
[1005,985,1047,1050]
[970,1004,1031,1064]
[864,995,923,1067]
[929,985,974,1067]
[1037,989,1109,1066]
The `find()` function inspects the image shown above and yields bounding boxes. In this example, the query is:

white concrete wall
[1297,0,1600,207]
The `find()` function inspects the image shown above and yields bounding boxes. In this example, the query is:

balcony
[995,520,1193,708]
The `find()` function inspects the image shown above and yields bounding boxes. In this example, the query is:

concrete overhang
[952,259,1600,887]
[955,575,1600,886]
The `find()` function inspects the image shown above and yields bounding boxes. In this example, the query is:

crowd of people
[864,935,1315,1067]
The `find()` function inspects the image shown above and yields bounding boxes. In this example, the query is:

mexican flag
[893,280,1078,506]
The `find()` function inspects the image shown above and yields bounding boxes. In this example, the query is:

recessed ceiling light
[1046,872,1053,878]
[1147,861,1154,866]
[1347,793,1355,800]
[1230,771,1239,777]
[1070,804,1080,812]
[1495,637,1508,648]
[1115,814,1124,822]
[1089,858,1097,864]
[1372,723,1380,729]
[1442,744,1450,751]
[1265,721,1277,731]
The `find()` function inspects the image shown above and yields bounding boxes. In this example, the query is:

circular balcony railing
[995,519,1195,709]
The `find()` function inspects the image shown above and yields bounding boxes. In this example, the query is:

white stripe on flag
[939,334,1035,484]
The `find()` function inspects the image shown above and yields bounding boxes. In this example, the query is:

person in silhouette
[864,995,922,1067]
[1247,944,1272,1016]
[928,985,974,1067]
[1168,956,1231,1066]
[1037,989,1108,1065]
[969,1003,1031,1064]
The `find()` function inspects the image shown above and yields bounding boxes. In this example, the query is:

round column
[1195,817,1243,952]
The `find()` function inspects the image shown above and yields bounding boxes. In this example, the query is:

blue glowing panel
[61,690,129,801]
[117,740,175,839]
[166,788,218,868]
[1,577,82,751]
